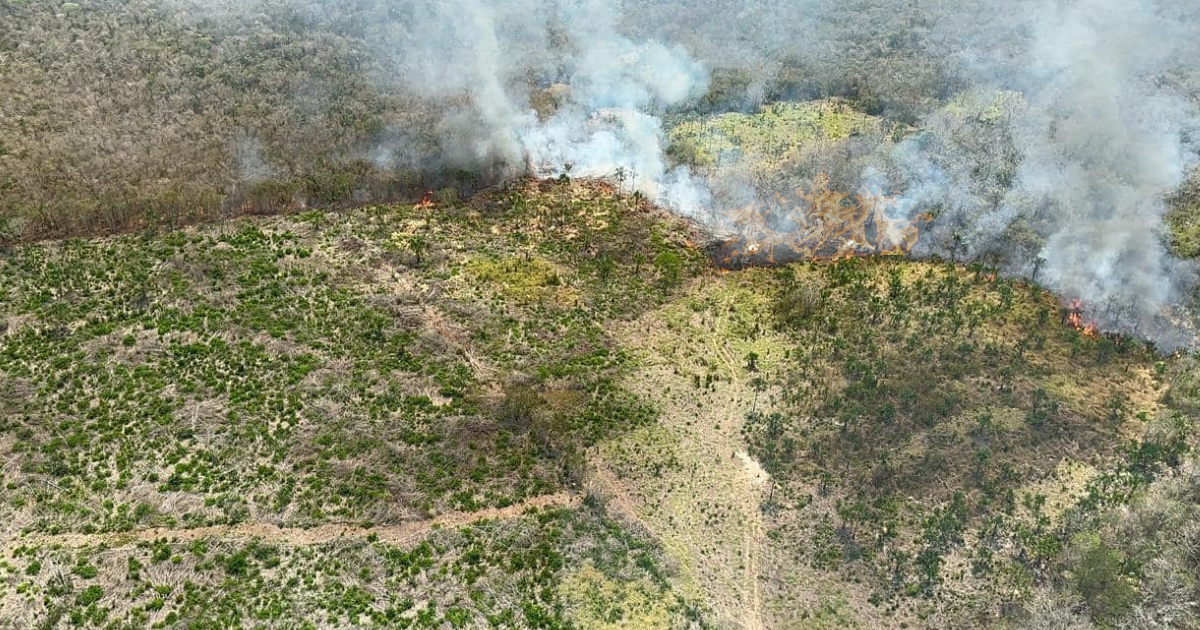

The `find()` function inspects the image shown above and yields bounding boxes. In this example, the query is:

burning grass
[705,170,932,269]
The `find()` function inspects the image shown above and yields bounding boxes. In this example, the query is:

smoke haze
[880,1,1200,348]
[76,0,1200,346]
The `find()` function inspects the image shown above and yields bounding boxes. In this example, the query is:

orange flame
[414,190,434,210]
[719,171,930,266]
[1066,300,1099,338]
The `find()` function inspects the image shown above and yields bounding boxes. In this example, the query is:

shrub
[76,585,104,606]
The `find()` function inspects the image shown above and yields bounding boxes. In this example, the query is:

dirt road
[2,492,580,554]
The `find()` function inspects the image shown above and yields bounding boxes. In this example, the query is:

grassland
[2,177,1197,629]
[581,256,1192,629]
[664,99,902,199]
[4,1,1200,626]
[3,502,703,630]
[744,259,1186,628]
[1168,170,1200,259]
[0,178,711,629]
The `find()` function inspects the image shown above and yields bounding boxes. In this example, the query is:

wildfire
[414,190,435,210]
[1066,299,1099,338]
[718,171,930,267]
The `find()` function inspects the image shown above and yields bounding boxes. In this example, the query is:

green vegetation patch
[3,505,709,630]
[1167,168,1200,258]
[667,99,884,170]
[466,255,573,305]
[0,179,700,536]
[739,257,1183,621]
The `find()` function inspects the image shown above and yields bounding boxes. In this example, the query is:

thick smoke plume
[373,0,713,214]
[185,0,1200,348]
[878,1,1200,349]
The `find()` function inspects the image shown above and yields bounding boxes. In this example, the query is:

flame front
[720,171,931,266]
[1066,300,1099,338]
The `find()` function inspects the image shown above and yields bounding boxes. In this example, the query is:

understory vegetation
[1,174,1198,629]
[3,503,705,630]
[0,179,712,628]
[4,3,1200,627]
[741,257,1196,628]
[0,178,701,533]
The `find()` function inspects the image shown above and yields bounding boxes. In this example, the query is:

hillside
[1,179,1195,629]
[0,0,981,244]
[4,0,1200,628]
[0,179,711,628]
[0,0,451,242]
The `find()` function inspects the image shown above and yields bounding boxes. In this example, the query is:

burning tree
[1064,298,1099,338]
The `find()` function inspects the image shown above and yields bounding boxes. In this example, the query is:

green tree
[653,250,683,291]
[403,234,429,265]
[745,351,760,372]
[1068,534,1138,625]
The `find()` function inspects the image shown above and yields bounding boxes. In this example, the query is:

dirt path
[586,457,660,541]
[2,492,579,555]
[741,481,766,630]
[589,280,777,630]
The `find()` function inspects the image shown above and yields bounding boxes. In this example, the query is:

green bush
[76,585,104,606]
[1067,534,1138,625]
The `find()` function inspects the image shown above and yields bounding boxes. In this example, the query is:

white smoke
[172,0,1200,347]
[234,133,275,184]
[384,0,711,211]
[877,0,1200,348]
